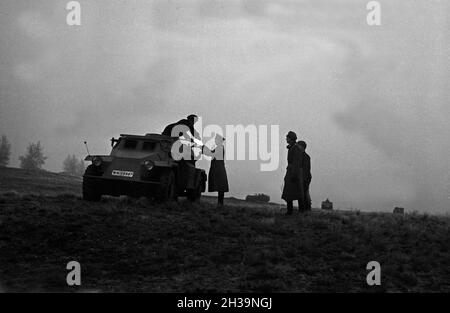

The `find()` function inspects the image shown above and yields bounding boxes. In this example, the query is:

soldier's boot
[286,201,293,215]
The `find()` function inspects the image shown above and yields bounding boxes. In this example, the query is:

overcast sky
[0,0,449,212]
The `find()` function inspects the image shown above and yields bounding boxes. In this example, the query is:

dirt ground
[0,168,449,292]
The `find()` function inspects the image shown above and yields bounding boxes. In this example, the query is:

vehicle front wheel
[157,170,177,202]
[82,167,102,202]
[187,183,201,202]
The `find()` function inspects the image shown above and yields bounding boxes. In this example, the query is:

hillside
[0,167,449,292]
[0,167,83,196]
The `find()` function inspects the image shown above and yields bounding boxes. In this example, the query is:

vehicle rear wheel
[187,183,201,202]
[157,170,177,202]
[82,165,102,202]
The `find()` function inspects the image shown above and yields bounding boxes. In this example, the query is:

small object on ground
[393,207,405,214]
[321,198,333,210]
[245,193,270,203]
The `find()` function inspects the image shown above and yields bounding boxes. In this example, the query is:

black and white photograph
[0,0,449,300]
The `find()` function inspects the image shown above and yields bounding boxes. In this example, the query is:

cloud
[333,17,450,211]
[265,3,293,16]
[1,0,449,212]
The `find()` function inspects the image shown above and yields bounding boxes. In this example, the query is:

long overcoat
[281,144,304,201]
[205,146,229,193]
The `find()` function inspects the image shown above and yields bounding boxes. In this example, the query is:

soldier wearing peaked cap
[282,131,305,215]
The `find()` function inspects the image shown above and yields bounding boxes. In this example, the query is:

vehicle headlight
[144,160,154,170]
[93,157,102,167]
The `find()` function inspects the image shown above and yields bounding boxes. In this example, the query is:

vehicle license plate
[112,170,134,178]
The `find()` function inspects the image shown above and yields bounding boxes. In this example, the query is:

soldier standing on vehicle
[202,134,229,206]
[162,114,200,144]
[162,114,201,189]
[281,131,305,215]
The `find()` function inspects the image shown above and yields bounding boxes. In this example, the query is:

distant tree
[0,135,11,167]
[19,141,47,170]
[77,159,85,176]
[63,154,85,176]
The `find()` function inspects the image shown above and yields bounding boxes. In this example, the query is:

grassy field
[0,167,449,292]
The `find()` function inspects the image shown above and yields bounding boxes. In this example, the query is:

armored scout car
[82,133,206,202]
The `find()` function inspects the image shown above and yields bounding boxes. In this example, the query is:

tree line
[0,135,85,176]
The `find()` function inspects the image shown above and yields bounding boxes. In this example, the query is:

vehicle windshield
[123,139,138,150]
[143,141,157,151]
[113,138,160,152]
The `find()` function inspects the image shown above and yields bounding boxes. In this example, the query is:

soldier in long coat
[202,134,229,206]
[282,131,305,215]
[298,140,312,211]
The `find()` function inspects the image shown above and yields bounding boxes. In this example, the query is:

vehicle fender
[194,169,207,188]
